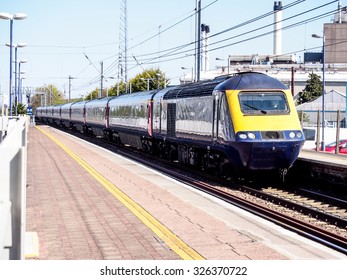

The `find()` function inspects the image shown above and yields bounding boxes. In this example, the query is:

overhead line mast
[117,0,128,94]
[195,0,202,82]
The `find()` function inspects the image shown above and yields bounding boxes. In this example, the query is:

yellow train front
[214,72,304,173]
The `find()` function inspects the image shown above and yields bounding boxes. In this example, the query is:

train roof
[215,72,288,91]
[163,72,287,100]
[113,90,158,99]
[60,102,74,108]
[108,90,159,104]
[70,100,89,108]
[163,76,229,100]
[86,96,116,106]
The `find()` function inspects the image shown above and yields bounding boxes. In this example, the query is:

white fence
[0,116,27,259]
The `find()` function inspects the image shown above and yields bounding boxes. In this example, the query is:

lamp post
[181,67,193,84]
[104,76,115,97]
[0,12,27,116]
[140,78,150,91]
[6,43,26,115]
[216,55,231,74]
[18,59,28,105]
[156,73,165,89]
[312,33,326,151]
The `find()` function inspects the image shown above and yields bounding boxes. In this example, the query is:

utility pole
[100,61,103,98]
[195,0,202,82]
[118,0,128,86]
[68,75,73,102]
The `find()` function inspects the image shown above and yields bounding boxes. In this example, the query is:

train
[35,72,305,178]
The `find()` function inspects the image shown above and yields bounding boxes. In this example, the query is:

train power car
[150,72,304,176]
[36,72,305,177]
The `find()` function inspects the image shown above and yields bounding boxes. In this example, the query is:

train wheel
[103,130,110,141]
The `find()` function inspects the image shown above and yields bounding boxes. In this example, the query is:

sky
[0,0,342,103]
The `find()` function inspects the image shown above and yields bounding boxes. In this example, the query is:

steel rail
[167,172,347,255]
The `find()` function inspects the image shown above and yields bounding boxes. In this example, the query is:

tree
[108,81,127,96]
[109,68,170,96]
[297,73,323,105]
[130,68,169,92]
[8,102,27,116]
[84,88,102,100]
[16,103,27,115]
[31,84,64,111]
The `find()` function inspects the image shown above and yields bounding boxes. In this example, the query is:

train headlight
[238,132,257,140]
[238,133,247,140]
[296,131,303,138]
[247,132,256,140]
[289,132,296,139]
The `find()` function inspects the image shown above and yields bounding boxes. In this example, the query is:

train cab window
[239,92,289,115]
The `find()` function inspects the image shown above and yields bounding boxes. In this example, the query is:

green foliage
[297,110,310,123]
[108,81,128,96]
[108,68,170,96]
[16,103,27,115]
[31,84,65,111]
[297,73,323,105]
[28,68,170,109]
[9,102,27,116]
[83,69,170,100]
[84,88,102,100]
[131,68,169,93]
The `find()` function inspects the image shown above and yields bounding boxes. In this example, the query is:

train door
[105,104,110,129]
[147,99,153,137]
[167,102,176,138]
[212,91,221,141]
[68,105,72,124]
[153,97,162,134]
[83,106,86,126]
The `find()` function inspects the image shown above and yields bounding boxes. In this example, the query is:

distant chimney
[273,1,283,55]
[338,0,342,23]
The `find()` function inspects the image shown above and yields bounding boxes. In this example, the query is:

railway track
[41,124,347,255]
[132,159,347,254]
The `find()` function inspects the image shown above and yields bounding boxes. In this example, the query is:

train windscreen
[239,91,289,115]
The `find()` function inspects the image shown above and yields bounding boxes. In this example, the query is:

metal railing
[0,116,27,259]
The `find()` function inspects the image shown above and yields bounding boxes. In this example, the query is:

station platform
[295,149,347,184]
[299,149,347,167]
[25,125,346,260]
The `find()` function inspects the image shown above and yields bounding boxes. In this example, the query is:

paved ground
[26,125,346,260]
[26,126,180,260]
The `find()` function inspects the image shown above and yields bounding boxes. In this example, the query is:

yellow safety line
[25,232,39,259]
[35,126,205,260]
